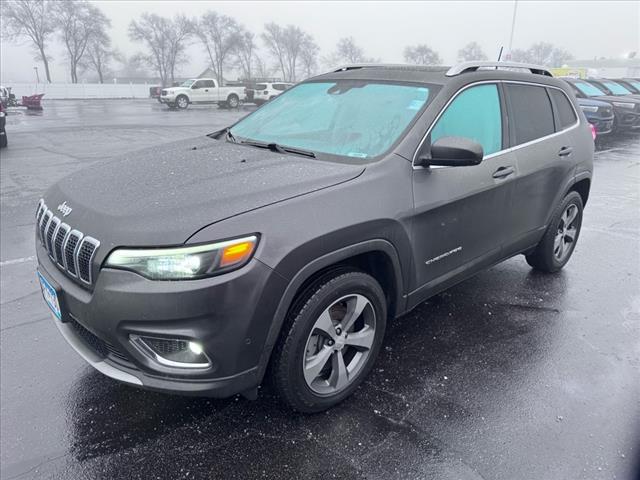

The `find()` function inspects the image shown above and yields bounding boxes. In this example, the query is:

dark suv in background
[36,61,593,412]
[564,77,640,133]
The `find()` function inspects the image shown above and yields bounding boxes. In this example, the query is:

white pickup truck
[159,78,245,109]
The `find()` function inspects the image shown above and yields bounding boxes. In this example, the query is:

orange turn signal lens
[220,239,256,267]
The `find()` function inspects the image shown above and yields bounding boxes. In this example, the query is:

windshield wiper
[240,139,316,158]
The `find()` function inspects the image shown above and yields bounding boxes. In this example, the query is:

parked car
[36,61,593,412]
[0,102,7,148]
[563,77,640,133]
[585,78,640,100]
[249,82,294,105]
[159,78,245,109]
[576,98,614,137]
[0,86,9,107]
[613,78,640,94]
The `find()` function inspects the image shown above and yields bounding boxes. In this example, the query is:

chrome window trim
[77,236,100,285]
[412,80,581,170]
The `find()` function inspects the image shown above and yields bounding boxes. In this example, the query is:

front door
[410,83,517,298]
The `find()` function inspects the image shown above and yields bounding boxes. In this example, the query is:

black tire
[269,268,387,413]
[175,95,189,110]
[525,191,584,273]
[226,94,239,109]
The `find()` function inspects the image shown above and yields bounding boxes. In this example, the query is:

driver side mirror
[415,136,484,167]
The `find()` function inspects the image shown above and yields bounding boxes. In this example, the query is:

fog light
[188,341,203,355]
[130,335,211,369]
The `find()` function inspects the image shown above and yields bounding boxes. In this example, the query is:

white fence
[7,83,153,100]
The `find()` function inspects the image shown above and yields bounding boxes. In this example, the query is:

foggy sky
[1,0,639,83]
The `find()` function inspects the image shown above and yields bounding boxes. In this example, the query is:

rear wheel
[270,269,387,412]
[226,94,239,109]
[526,191,583,272]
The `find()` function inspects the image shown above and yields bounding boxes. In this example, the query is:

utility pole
[34,66,40,83]
[507,0,519,60]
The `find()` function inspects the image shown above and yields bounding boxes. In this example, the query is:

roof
[311,62,558,86]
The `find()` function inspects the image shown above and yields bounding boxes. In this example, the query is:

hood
[590,94,640,106]
[576,98,612,107]
[44,137,364,248]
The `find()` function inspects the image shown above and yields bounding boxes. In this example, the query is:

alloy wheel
[302,294,376,395]
[554,204,579,261]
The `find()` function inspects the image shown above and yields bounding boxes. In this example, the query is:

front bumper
[36,241,287,397]
[159,95,177,104]
[614,109,640,130]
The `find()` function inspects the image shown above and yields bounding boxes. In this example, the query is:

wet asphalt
[0,100,639,480]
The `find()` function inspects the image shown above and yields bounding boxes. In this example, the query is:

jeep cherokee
[36,61,593,412]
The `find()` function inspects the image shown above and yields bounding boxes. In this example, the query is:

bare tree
[336,37,364,63]
[528,42,573,66]
[299,37,319,79]
[54,0,110,83]
[1,0,56,82]
[253,54,273,79]
[86,36,118,84]
[262,23,314,82]
[129,14,192,85]
[403,44,442,65]
[195,12,241,84]
[457,41,488,62]
[262,23,287,81]
[236,30,256,80]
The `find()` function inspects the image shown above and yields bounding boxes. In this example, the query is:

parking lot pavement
[1,100,639,480]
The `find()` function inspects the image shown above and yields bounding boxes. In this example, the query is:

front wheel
[175,95,189,109]
[270,269,387,413]
[526,191,584,272]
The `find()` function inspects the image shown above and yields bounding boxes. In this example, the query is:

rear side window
[430,84,502,156]
[255,84,267,90]
[506,84,554,145]
[202,80,215,88]
[548,89,577,130]
[272,83,288,91]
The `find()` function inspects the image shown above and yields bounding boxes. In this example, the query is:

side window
[548,89,577,130]
[192,80,205,89]
[272,83,286,91]
[203,80,216,88]
[430,84,502,156]
[506,84,555,145]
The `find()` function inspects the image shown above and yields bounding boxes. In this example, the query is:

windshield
[230,81,432,161]
[180,79,196,87]
[602,81,632,95]
[574,81,606,97]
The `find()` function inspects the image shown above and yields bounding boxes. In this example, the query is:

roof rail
[446,61,553,77]
[333,63,405,72]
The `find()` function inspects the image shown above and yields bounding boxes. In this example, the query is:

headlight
[580,105,598,113]
[105,235,258,280]
[612,101,635,109]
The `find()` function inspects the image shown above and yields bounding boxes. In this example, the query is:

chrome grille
[36,199,100,286]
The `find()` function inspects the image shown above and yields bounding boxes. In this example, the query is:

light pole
[507,0,519,60]
[34,66,40,84]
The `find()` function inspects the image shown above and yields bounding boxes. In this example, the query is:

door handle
[558,146,573,157]
[204,89,209,92]
[492,166,515,179]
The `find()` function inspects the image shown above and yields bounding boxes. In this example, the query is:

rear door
[504,83,578,252]
[411,83,517,293]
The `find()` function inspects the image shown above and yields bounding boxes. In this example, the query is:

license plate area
[38,271,62,320]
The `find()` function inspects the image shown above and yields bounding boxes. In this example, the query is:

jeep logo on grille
[57,201,72,217]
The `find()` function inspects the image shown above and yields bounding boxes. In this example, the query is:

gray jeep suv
[35,62,593,412]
